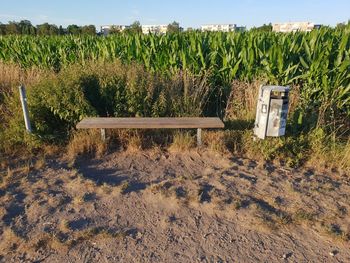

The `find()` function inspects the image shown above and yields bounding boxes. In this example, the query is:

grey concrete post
[197,128,202,147]
[101,128,106,141]
[19,85,32,133]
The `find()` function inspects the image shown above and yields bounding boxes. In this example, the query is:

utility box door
[266,99,288,136]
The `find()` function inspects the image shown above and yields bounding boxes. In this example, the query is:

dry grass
[34,156,46,170]
[293,209,316,224]
[119,181,130,194]
[126,133,143,152]
[322,223,350,242]
[307,136,350,174]
[99,182,113,194]
[6,167,13,177]
[0,228,23,252]
[202,131,227,153]
[59,219,70,232]
[169,131,195,152]
[0,62,45,89]
[224,80,261,121]
[42,144,61,158]
[66,130,107,162]
[224,80,300,122]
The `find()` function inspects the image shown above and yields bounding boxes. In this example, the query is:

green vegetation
[1,28,349,120]
[0,27,349,171]
[0,20,96,36]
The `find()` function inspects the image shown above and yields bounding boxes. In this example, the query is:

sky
[0,0,349,29]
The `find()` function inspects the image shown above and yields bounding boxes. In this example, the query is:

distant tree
[67,24,81,35]
[81,25,96,35]
[167,21,181,33]
[5,21,20,34]
[124,21,142,34]
[37,23,59,35]
[252,23,272,32]
[58,25,66,35]
[0,23,5,35]
[336,22,347,29]
[18,20,36,35]
[109,26,123,34]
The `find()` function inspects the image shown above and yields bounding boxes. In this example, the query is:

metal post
[197,128,202,147]
[101,128,106,141]
[19,85,32,133]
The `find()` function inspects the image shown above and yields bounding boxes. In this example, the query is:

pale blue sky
[0,0,349,29]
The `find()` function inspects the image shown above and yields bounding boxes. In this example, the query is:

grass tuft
[169,131,195,152]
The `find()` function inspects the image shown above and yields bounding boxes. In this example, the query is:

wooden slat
[76,117,224,129]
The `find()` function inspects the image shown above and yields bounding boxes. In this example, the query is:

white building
[100,25,128,36]
[201,24,237,32]
[272,22,316,33]
[141,25,168,34]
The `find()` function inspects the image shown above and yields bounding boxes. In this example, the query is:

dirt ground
[0,150,349,262]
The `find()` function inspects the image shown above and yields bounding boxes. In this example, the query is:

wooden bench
[76,117,224,146]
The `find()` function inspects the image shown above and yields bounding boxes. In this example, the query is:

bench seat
[76,117,224,145]
[76,117,224,129]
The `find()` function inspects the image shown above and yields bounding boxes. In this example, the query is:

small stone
[329,250,338,256]
[282,252,292,259]
[136,231,143,239]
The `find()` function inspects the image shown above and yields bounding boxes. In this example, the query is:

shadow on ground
[77,160,129,186]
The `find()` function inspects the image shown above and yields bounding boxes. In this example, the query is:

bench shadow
[77,164,129,186]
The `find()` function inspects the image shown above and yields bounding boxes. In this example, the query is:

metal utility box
[254,85,290,139]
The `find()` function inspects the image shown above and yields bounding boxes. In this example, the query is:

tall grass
[0,61,211,152]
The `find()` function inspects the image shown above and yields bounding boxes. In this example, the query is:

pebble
[282,252,292,259]
[136,231,143,239]
[329,250,338,257]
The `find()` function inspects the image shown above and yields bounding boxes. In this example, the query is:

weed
[203,131,226,153]
[169,131,195,152]
[120,181,130,194]
[100,182,113,194]
[67,130,107,161]
[294,209,316,222]
[60,219,70,232]
[6,167,13,177]
[73,195,84,206]
[34,156,46,170]
[127,133,143,152]
[323,223,349,241]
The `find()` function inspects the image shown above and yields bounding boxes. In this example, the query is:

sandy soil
[0,150,349,262]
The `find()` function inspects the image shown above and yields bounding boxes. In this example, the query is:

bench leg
[197,128,202,147]
[100,128,106,141]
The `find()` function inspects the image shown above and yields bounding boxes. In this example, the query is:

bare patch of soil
[0,150,349,262]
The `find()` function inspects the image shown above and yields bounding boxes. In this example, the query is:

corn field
[0,29,349,119]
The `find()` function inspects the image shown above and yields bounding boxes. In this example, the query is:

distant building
[142,25,168,34]
[100,25,128,36]
[201,24,237,32]
[272,22,318,32]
